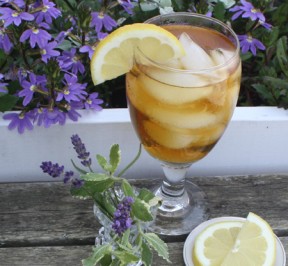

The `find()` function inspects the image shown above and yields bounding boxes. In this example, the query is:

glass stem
[160,162,191,197]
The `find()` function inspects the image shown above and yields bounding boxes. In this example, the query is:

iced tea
[126,25,241,163]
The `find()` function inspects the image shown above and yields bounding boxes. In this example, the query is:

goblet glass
[126,12,241,236]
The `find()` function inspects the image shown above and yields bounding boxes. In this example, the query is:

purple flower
[20,25,52,48]
[112,197,134,236]
[3,112,34,134]
[56,74,87,103]
[259,20,272,30]
[40,161,64,178]
[58,48,85,75]
[0,7,34,27]
[0,73,8,93]
[84,93,103,110]
[35,107,66,128]
[71,134,92,167]
[118,0,134,15]
[0,0,25,7]
[79,45,95,59]
[40,41,60,63]
[63,170,74,183]
[238,34,265,56]
[230,0,265,22]
[34,0,62,24]
[91,12,117,33]
[19,73,47,106]
[0,27,13,53]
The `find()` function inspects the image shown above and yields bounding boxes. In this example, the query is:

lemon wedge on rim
[90,23,185,85]
[193,212,276,266]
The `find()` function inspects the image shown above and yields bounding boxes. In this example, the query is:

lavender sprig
[71,134,92,170]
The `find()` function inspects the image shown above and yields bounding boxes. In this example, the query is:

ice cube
[179,33,215,71]
[139,72,213,104]
[144,121,199,149]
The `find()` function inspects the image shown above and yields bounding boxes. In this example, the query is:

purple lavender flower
[20,24,52,49]
[63,170,74,183]
[118,0,134,15]
[229,0,265,22]
[40,161,64,178]
[112,197,134,236]
[91,12,117,33]
[40,41,60,63]
[84,93,103,110]
[238,34,265,56]
[3,112,34,134]
[71,134,92,167]
[0,27,13,53]
[58,48,85,75]
[35,107,66,128]
[56,74,87,103]
[0,73,8,93]
[34,0,62,24]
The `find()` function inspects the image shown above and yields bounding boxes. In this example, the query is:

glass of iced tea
[126,12,241,236]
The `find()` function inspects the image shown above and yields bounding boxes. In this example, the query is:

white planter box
[1,107,288,183]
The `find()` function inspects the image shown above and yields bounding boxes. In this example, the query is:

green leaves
[276,36,288,78]
[132,198,154,222]
[0,94,18,112]
[143,233,170,263]
[82,244,112,266]
[97,144,121,174]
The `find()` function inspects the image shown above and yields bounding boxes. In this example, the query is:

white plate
[183,217,286,266]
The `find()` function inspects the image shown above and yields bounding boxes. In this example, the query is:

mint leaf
[132,198,153,222]
[96,154,112,172]
[143,233,170,263]
[138,188,155,203]
[81,173,110,182]
[82,244,112,266]
[109,144,121,174]
[141,240,153,266]
[112,250,139,265]
[122,179,135,197]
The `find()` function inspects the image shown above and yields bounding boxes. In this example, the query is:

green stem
[118,144,142,177]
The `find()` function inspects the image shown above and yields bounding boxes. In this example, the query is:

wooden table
[0,175,287,265]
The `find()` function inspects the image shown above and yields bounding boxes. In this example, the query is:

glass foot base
[149,179,209,236]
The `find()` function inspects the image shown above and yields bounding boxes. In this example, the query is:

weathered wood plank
[0,237,287,266]
[1,175,288,247]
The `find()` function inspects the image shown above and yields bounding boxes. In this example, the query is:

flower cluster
[40,135,167,266]
[0,0,136,133]
[112,196,134,236]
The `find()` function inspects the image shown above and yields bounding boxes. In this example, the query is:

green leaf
[81,172,110,182]
[132,198,153,222]
[141,240,153,266]
[96,154,111,172]
[120,228,131,247]
[70,179,115,199]
[122,179,135,197]
[276,36,288,78]
[82,244,112,266]
[112,250,139,266]
[0,94,19,112]
[143,233,170,263]
[109,144,121,174]
[213,1,226,21]
[138,188,155,203]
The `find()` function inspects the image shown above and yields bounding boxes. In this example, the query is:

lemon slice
[193,212,276,266]
[90,23,185,85]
